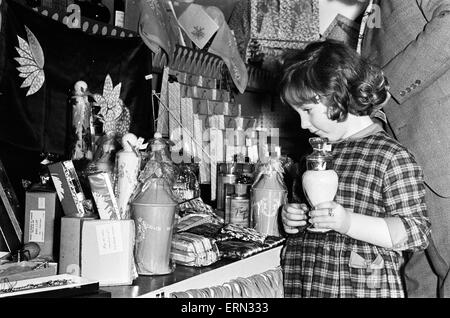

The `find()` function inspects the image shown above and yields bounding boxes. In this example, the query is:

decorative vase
[251,158,288,236]
[115,133,140,220]
[131,133,178,275]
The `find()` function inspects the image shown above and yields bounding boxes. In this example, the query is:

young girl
[279,40,431,298]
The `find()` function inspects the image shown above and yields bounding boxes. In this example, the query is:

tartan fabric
[282,131,430,298]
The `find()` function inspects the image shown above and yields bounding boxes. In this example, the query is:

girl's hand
[281,203,308,234]
[309,201,351,234]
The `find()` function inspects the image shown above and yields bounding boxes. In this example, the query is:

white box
[59,217,135,286]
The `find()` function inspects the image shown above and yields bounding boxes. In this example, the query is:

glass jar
[302,137,339,232]
[172,163,201,202]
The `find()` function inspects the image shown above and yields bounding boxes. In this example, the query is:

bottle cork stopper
[74,81,88,95]
[122,133,138,152]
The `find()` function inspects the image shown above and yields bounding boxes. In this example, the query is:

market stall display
[0,0,289,298]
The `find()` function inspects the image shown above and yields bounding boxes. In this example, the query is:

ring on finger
[328,208,335,217]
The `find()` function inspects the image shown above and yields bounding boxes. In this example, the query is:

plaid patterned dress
[282,131,431,298]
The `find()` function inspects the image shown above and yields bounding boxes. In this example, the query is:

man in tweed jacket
[361,0,450,297]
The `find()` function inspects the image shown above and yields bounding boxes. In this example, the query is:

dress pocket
[349,251,385,289]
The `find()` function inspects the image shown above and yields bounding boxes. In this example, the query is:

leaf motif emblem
[51,175,65,200]
[15,26,45,96]
[93,192,112,219]
[95,74,125,134]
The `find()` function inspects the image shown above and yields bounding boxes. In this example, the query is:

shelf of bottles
[20,0,138,38]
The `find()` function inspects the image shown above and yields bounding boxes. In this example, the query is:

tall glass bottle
[114,0,125,28]
[76,0,111,24]
[302,137,339,233]
[25,0,42,8]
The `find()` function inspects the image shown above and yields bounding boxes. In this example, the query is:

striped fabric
[282,131,430,298]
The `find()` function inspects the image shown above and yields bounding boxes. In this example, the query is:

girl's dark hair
[279,40,389,122]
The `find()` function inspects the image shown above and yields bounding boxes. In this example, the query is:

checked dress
[282,130,431,298]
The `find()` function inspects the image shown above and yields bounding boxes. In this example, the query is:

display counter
[102,245,282,298]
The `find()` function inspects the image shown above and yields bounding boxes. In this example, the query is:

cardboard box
[48,161,87,217]
[24,188,62,261]
[59,217,135,286]
[88,172,120,220]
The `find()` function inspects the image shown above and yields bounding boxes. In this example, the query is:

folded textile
[219,223,267,244]
[170,266,283,298]
[171,232,220,267]
[217,236,285,260]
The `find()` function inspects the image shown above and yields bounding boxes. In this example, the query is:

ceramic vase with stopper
[251,158,288,236]
[71,81,94,161]
[302,137,339,232]
[115,133,140,220]
[131,133,178,275]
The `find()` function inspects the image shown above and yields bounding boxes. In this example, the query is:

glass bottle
[76,0,111,24]
[172,163,200,202]
[25,0,42,8]
[114,0,125,28]
[302,137,339,232]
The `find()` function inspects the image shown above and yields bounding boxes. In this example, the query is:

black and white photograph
[0,0,448,307]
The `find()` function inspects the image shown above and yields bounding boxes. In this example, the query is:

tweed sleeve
[382,149,431,252]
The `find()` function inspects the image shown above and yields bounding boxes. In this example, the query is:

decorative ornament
[191,26,205,40]
[15,26,45,96]
[93,74,129,135]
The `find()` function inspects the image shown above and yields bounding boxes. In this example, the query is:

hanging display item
[93,74,130,137]
[14,25,45,96]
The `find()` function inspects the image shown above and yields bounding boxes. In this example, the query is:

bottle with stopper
[115,133,140,219]
[302,137,339,232]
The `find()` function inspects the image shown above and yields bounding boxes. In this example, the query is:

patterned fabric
[249,0,319,68]
[227,0,251,61]
[171,267,284,298]
[229,0,320,70]
[139,0,181,59]
[282,131,430,298]
[356,0,374,54]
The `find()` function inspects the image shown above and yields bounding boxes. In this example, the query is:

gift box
[88,172,120,220]
[24,186,62,261]
[0,159,22,253]
[48,161,87,217]
[59,217,136,286]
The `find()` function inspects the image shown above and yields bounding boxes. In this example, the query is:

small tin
[230,194,250,227]
[224,183,235,223]
[216,173,236,210]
